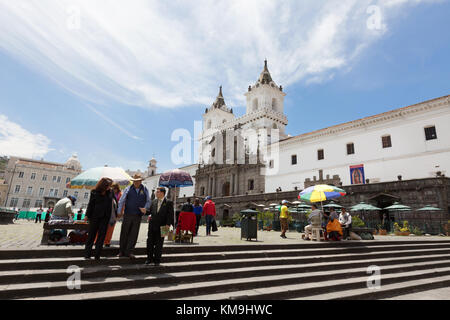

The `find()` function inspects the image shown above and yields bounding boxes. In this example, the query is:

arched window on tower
[272,123,278,129]
[207,119,212,129]
[272,98,277,111]
[253,98,258,112]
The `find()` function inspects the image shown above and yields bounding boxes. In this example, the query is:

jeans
[195,214,201,236]
[205,215,213,235]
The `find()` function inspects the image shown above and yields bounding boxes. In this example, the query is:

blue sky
[0,0,449,173]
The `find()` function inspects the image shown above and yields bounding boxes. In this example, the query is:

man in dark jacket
[145,187,174,266]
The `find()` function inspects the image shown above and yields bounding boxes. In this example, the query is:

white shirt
[339,212,352,227]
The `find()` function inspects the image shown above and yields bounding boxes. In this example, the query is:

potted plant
[377,224,387,235]
[394,221,410,236]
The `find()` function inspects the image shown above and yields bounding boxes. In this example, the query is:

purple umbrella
[158,169,193,229]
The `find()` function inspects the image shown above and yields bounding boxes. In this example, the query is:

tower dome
[65,153,82,171]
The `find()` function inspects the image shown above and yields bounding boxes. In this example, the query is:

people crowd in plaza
[28,173,359,263]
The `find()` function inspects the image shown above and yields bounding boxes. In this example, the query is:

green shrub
[257,211,274,225]
[410,226,424,236]
[352,216,365,228]
[232,213,241,224]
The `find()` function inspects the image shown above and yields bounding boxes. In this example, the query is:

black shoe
[94,256,101,261]
[105,244,111,247]
[145,260,153,265]
[154,262,160,266]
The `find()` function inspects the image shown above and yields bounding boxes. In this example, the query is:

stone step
[2,240,449,259]
[293,276,450,300]
[1,252,449,287]
[19,263,450,300]
[0,243,449,272]
[184,268,450,301]
[3,256,449,299]
[0,245,449,286]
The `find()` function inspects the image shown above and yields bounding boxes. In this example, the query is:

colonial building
[144,60,450,223]
[3,154,91,209]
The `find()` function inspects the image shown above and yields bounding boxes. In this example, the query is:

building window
[57,176,61,183]
[200,187,205,196]
[18,172,24,178]
[23,199,31,208]
[10,198,18,207]
[347,143,355,155]
[42,175,47,181]
[74,191,79,198]
[14,185,20,193]
[318,149,324,160]
[424,126,437,140]
[49,189,54,197]
[248,179,254,191]
[269,160,274,168]
[27,186,33,195]
[39,188,44,197]
[207,120,212,129]
[63,190,68,197]
[211,148,216,158]
[272,98,277,111]
[66,177,70,184]
[31,173,36,180]
[84,192,89,199]
[35,200,43,207]
[291,155,297,165]
[382,135,392,148]
[54,189,58,197]
[53,176,57,182]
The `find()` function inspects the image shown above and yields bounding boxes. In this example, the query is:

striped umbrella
[299,185,346,203]
[158,169,193,229]
[68,166,132,189]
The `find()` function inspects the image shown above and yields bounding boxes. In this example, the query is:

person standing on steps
[84,178,115,260]
[117,174,150,259]
[145,187,173,266]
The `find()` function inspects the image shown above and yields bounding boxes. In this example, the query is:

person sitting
[339,208,352,240]
[176,210,197,240]
[326,215,343,241]
[303,204,323,240]
[322,211,330,240]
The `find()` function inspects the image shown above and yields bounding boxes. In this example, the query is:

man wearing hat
[117,173,150,259]
[280,200,289,239]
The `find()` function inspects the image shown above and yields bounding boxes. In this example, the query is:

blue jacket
[118,184,150,215]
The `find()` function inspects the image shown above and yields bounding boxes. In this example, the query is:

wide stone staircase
[1,240,450,300]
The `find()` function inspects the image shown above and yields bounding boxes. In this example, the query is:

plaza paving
[0,219,448,249]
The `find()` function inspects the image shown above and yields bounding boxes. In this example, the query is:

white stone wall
[264,97,450,192]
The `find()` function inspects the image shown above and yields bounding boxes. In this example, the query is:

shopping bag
[212,219,218,232]
[160,225,170,238]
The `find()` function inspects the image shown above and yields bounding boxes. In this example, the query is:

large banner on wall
[350,164,365,185]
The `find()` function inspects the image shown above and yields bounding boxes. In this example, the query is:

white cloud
[0,0,443,109]
[0,115,52,158]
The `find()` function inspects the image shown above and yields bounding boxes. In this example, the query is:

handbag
[211,219,218,232]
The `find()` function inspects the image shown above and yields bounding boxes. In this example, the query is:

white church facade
[144,61,450,199]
